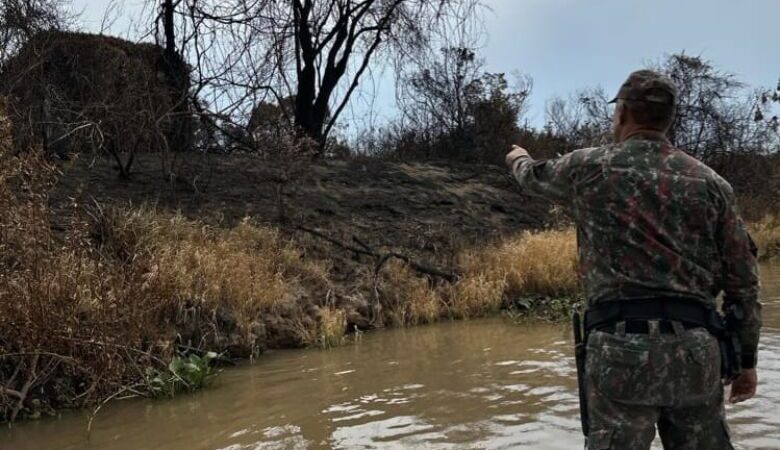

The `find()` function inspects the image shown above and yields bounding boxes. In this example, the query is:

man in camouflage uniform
[505,70,761,449]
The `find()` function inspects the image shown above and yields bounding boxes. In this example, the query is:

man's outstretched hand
[729,368,758,404]
[505,145,530,170]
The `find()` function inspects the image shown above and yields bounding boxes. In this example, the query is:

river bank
[3,263,780,450]
[1,120,778,421]
[0,199,581,421]
[0,140,579,421]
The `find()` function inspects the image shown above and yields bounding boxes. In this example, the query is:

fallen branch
[87,383,145,436]
[56,336,168,367]
[0,387,23,400]
[296,226,460,283]
[385,251,460,282]
[10,354,39,421]
[0,351,78,363]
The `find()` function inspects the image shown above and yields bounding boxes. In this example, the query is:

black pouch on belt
[717,304,743,383]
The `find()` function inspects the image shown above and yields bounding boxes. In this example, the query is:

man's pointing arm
[505,145,580,205]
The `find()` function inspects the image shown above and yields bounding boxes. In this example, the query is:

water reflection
[2,264,779,450]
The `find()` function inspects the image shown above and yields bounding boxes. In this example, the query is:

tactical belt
[594,320,701,335]
[584,297,716,332]
[584,296,747,379]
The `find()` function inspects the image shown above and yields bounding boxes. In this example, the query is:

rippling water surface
[2,264,779,450]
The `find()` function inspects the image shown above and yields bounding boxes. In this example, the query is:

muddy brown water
[3,264,780,450]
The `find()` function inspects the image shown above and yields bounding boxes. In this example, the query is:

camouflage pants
[585,324,734,450]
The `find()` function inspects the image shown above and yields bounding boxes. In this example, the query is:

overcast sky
[72,0,780,126]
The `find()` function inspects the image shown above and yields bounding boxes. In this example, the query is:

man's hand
[729,368,758,404]
[505,145,530,170]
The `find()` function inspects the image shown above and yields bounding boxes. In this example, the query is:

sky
[72,0,780,127]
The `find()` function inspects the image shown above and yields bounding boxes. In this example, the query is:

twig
[297,226,374,258]
[374,253,393,276]
[10,355,39,421]
[87,384,143,436]
[0,352,77,363]
[56,336,168,367]
[386,251,460,282]
[296,226,460,282]
[352,235,373,252]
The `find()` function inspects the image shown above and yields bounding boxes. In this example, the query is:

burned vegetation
[0,30,191,177]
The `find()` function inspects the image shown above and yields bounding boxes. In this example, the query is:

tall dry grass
[316,305,348,349]
[374,261,443,326]
[91,206,332,349]
[445,228,581,320]
[371,228,580,323]
[0,193,336,419]
[0,95,339,419]
[369,229,581,324]
[750,215,780,260]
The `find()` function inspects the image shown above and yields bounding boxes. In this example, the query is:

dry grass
[750,215,780,260]
[495,229,580,298]
[440,228,581,321]
[367,229,581,325]
[316,305,348,349]
[447,274,506,319]
[94,206,331,334]
[456,229,580,297]
[375,261,443,326]
[373,229,580,322]
[0,192,340,419]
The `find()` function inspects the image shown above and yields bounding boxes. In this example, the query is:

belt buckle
[648,320,660,337]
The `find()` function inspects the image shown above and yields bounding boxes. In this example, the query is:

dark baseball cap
[609,70,678,105]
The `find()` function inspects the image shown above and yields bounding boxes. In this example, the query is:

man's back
[566,136,750,306]
[511,132,760,356]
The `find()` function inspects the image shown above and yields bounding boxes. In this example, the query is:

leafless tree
[0,0,75,63]
[155,0,482,153]
[545,53,779,160]
[545,87,613,149]
[384,46,531,162]
[659,54,776,160]
[400,47,484,137]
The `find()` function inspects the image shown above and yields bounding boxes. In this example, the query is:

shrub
[1,31,192,176]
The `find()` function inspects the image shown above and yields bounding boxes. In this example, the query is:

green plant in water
[146,352,220,398]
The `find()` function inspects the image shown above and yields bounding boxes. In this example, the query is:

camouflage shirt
[512,132,761,361]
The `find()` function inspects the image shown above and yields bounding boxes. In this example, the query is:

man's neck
[619,128,670,144]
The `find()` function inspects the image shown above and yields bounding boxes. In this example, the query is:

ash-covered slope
[52,154,553,258]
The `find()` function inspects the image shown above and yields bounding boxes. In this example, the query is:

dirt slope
[52,153,553,260]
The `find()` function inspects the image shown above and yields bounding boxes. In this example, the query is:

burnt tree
[177,0,482,151]
[0,31,192,178]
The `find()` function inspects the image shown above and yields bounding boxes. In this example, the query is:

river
[2,264,779,450]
